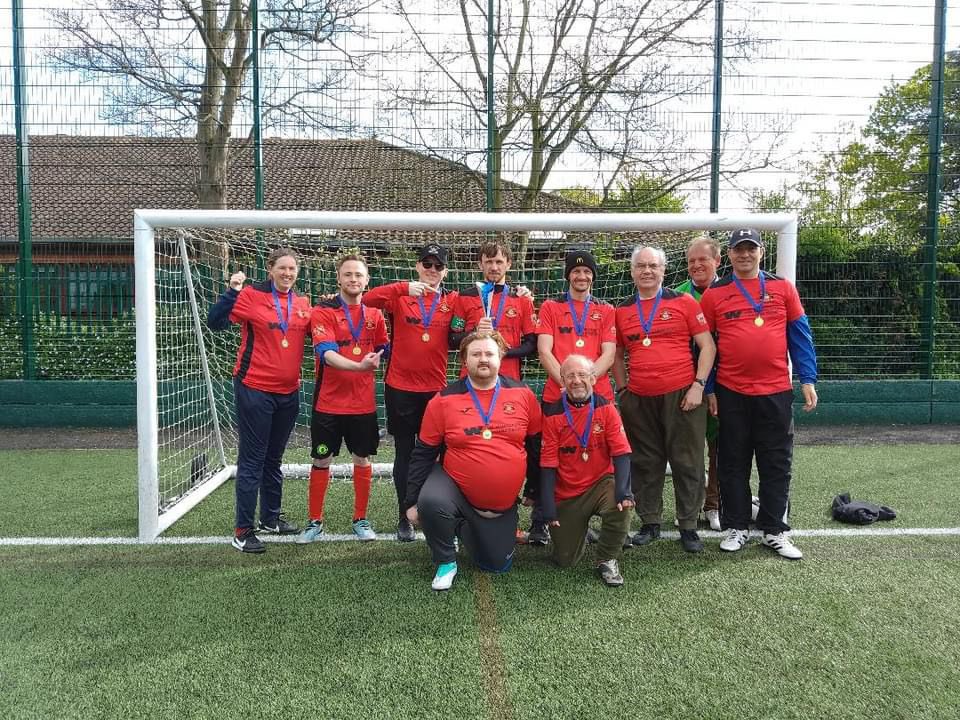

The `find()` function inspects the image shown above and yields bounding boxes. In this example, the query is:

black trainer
[527,524,550,546]
[258,513,299,535]
[631,523,661,546]
[231,528,266,554]
[396,517,416,542]
[679,529,704,553]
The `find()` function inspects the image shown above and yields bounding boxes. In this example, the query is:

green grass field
[2,443,960,719]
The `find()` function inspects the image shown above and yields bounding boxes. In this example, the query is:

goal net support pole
[135,209,797,541]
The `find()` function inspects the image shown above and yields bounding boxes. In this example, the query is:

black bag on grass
[831,493,897,525]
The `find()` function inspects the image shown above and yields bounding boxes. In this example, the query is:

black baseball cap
[728,228,763,248]
[417,243,448,264]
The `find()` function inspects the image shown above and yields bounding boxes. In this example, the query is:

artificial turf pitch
[1,444,959,719]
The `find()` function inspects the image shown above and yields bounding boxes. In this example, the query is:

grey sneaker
[679,529,704,553]
[258,513,299,535]
[352,518,377,541]
[596,559,624,587]
[396,517,416,542]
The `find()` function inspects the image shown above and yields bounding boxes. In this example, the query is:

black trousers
[715,384,794,534]
[417,464,517,571]
[385,384,436,515]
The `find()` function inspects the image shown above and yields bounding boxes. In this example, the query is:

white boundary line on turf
[2,527,960,546]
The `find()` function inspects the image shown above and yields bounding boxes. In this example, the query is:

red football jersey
[540,395,632,501]
[536,295,616,402]
[454,286,537,380]
[615,289,708,396]
[418,377,542,512]
[229,281,312,394]
[310,299,389,414]
[699,273,805,395]
[363,282,458,392]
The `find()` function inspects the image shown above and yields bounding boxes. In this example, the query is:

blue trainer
[295,519,324,544]
[352,518,377,541]
[431,561,458,591]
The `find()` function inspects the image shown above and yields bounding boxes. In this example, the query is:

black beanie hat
[564,249,599,280]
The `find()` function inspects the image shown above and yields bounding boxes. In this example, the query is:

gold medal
[642,337,652,347]
[352,345,362,356]
[575,338,585,348]
[481,428,493,440]
[421,332,431,342]
[281,337,289,348]
[581,451,589,462]
[754,316,764,327]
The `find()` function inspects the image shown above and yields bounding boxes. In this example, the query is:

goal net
[135,210,797,540]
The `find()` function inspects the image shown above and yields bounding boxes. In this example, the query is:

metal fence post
[921,0,947,379]
[709,0,724,214]
[12,0,35,380]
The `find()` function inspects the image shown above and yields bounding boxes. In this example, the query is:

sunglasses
[420,260,445,270]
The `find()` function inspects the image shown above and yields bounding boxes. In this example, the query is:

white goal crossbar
[135,210,797,541]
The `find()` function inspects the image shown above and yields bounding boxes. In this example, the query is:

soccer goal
[135,209,797,541]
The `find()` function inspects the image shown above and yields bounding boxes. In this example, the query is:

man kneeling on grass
[538,354,634,586]
[405,331,542,591]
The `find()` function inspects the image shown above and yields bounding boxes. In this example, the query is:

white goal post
[135,209,797,541]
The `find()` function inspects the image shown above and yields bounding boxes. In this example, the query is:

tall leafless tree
[48,0,371,209]
[386,0,785,260]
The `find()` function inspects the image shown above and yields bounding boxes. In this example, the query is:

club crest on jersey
[659,310,672,320]
[505,307,518,318]
[502,402,516,415]
[297,309,309,318]
[590,312,602,321]
[592,422,604,434]
[365,319,376,329]
[313,325,326,337]
[439,302,451,312]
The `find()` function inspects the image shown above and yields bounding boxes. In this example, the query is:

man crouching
[539,354,634,586]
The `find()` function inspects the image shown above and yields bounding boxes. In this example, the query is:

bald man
[538,354,634,586]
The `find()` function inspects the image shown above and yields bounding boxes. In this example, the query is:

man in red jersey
[538,354,634,586]
[533,249,617,545]
[700,228,818,560]
[450,239,537,381]
[363,243,459,542]
[297,252,389,544]
[207,247,312,553]
[613,246,716,554]
[674,235,724,532]
[405,331,542,591]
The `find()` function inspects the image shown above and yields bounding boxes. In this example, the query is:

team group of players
[209,229,818,590]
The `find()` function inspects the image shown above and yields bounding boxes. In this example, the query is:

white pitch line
[1,527,960,547]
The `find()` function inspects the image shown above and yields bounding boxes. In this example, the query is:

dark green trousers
[550,475,631,567]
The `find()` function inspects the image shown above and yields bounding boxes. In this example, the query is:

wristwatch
[694,377,706,387]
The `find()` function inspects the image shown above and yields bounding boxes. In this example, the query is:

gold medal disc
[642,337,652,347]
[281,337,289,348]
[754,316,764,327]
[481,428,493,440]
[421,332,431,342]
[352,345,362,356]
[581,451,589,462]
[574,338,585,348]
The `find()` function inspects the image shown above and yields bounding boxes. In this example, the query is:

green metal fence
[1,0,959,382]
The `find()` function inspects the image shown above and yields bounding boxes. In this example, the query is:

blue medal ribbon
[732,272,766,318]
[338,296,365,346]
[481,282,509,329]
[465,377,501,428]
[634,288,663,337]
[561,392,595,453]
[566,291,591,340]
[271,283,293,336]
[417,291,440,330]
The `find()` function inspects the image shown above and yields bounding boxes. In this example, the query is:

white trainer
[751,496,760,522]
[431,561,458,591]
[719,528,749,552]
[705,509,721,531]
[761,532,803,560]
